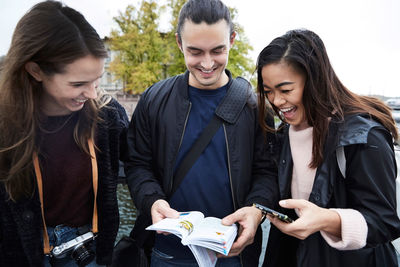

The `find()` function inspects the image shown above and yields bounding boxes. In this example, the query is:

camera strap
[32,138,98,255]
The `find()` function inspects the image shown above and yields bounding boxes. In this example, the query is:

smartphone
[253,203,293,223]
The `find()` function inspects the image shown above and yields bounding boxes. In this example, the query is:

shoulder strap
[170,115,222,197]
[170,77,250,197]
[215,77,251,124]
[33,139,98,255]
[336,146,346,178]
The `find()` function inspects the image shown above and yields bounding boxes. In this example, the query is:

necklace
[38,113,75,134]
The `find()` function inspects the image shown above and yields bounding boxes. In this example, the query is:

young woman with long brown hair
[0,1,128,266]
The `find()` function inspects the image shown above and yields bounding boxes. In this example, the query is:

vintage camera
[51,232,96,266]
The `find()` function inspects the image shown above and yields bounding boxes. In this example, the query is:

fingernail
[279,200,286,206]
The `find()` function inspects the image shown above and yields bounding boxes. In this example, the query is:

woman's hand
[268,199,341,240]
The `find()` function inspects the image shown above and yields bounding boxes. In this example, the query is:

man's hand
[220,206,263,256]
[151,199,179,234]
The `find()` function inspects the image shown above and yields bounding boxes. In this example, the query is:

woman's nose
[84,82,98,99]
[272,92,285,107]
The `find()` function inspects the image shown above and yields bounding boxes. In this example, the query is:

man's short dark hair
[176,0,234,43]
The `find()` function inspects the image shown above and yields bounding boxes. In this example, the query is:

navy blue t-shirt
[154,84,234,259]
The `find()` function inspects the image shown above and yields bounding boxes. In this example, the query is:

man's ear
[25,62,43,82]
[230,31,236,47]
[175,33,183,52]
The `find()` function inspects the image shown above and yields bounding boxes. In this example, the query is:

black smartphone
[253,203,293,223]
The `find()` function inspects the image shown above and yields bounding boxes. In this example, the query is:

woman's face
[39,55,104,116]
[261,62,308,130]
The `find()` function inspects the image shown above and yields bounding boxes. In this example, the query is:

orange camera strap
[32,138,98,255]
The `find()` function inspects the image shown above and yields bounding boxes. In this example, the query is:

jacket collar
[278,114,384,205]
[336,114,382,147]
[177,69,252,125]
[296,114,384,164]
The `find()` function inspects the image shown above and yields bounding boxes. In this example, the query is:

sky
[1,0,399,97]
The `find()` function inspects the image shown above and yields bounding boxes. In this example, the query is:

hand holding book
[146,211,238,267]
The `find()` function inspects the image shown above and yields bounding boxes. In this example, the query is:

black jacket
[0,99,129,266]
[263,114,400,267]
[125,70,278,266]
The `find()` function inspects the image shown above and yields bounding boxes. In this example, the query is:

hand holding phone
[253,203,293,223]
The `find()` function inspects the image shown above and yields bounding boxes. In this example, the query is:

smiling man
[125,0,278,266]
[177,19,232,90]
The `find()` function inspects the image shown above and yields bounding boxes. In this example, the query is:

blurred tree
[164,0,186,76]
[227,8,255,85]
[109,0,254,94]
[109,1,168,94]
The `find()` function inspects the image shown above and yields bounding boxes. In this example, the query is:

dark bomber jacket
[0,99,129,266]
[125,70,279,266]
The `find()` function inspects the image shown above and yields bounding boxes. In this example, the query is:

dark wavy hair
[0,0,108,200]
[256,29,398,168]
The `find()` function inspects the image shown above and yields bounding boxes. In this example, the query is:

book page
[146,212,236,265]
[146,211,204,239]
[187,244,217,267]
[182,217,237,255]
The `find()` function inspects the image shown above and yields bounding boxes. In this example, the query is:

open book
[146,211,237,267]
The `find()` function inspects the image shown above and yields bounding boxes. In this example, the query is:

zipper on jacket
[224,124,245,266]
[169,102,192,194]
[223,124,236,211]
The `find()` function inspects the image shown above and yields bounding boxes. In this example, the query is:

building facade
[100,38,124,97]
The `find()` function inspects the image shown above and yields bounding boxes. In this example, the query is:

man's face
[177,19,235,90]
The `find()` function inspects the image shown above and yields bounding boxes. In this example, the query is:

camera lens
[71,244,95,267]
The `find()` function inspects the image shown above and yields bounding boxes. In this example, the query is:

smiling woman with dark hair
[257,29,400,267]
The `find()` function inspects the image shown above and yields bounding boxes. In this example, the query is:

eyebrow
[263,81,294,89]
[187,46,201,51]
[211,45,226,50]
[68,73,104,85]
[186,45,226,51]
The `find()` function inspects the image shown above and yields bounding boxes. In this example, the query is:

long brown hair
[256,29,398,168]
[0,1,109,201]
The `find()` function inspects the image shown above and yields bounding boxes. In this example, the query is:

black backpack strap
[170,77,251,197]
[215,77,251,124]
[170,115,222,197]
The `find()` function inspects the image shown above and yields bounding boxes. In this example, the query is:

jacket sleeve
[106,98,130,175]
[96,98,130,265]
[344,127,400,246]
[245,111,279,209]
[124,91,166,218]
[115,101,130,164]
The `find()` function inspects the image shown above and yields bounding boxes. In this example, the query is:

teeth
[201,69,214,73]
[280,107,294,112]
[75,99,87,103]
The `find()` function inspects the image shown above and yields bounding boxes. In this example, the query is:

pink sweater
[289,126,367,250]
